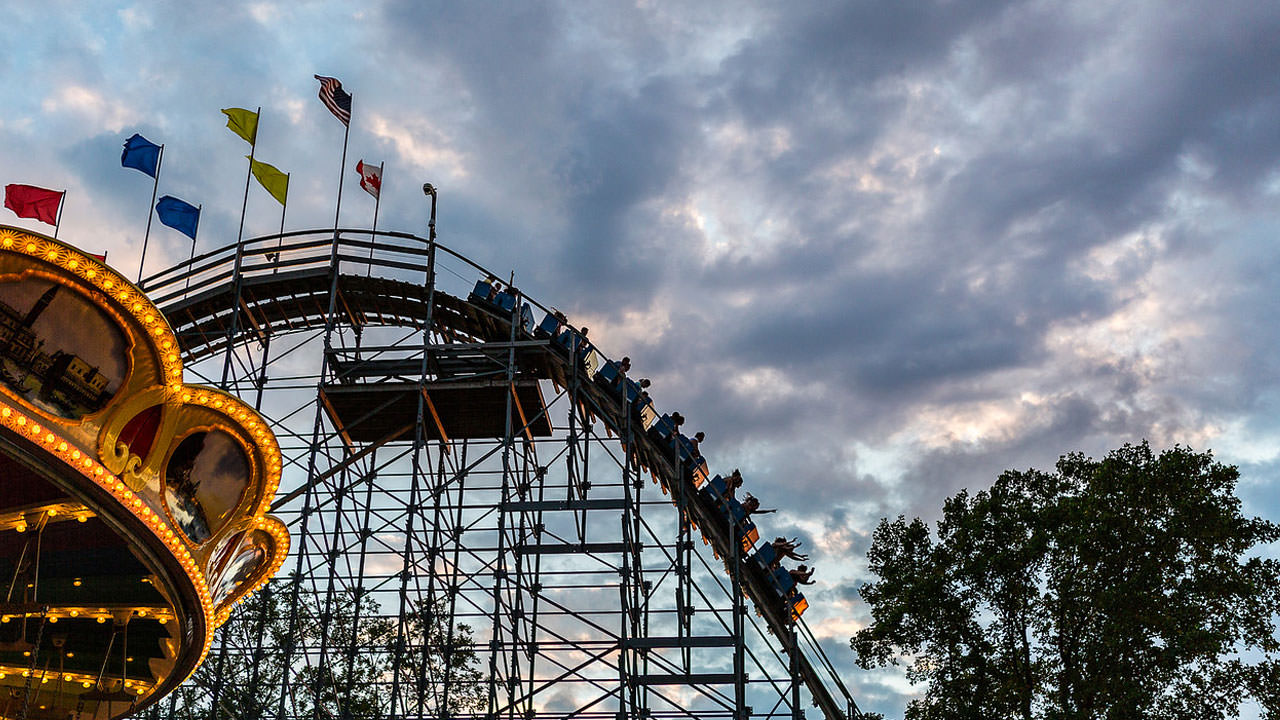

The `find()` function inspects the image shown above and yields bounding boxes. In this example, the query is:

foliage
[852,442,1280,720]
[158,574,485,719]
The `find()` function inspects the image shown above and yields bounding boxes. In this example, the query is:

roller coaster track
[140,228,861,719]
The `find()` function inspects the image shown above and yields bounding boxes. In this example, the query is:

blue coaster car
[596,359,621,389]
[751,543,778,572]
[536,312,561,338]
[648,414,676,445]
[555,329,591,362]
[770,566,797,597]
[469,279,493,303]
[493,291,517,313]
[703,474,729,501]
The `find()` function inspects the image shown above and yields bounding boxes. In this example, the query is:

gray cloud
[4,1,1280,716]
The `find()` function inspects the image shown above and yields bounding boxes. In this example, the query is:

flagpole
[273,175,289,276]
[53,191,66,240]
[137,143,164,282]
[367,161,383,276]
[236,107,261,247]
[332,110,351,241]
[185,204,202,293]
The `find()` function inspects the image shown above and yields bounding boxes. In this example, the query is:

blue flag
[156,195,200,240]
[121,133,161,177]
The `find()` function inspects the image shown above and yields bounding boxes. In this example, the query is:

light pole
[422,183,437,244]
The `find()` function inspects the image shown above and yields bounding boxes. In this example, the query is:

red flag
[4,184,64,226]
[356,160,381,200]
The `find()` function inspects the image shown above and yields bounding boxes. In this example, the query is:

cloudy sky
[4,1,1280,715]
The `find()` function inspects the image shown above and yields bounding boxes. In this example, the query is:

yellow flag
[221,107,258,145]
[247,157,288,206]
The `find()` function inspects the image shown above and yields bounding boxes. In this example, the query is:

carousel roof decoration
[0,225,288,719]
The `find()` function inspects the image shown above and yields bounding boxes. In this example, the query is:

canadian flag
[355,160,382,200]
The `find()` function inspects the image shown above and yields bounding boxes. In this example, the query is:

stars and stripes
[313,75,352,127]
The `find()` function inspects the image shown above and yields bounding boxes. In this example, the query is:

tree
[852,442,1280,720]
[158,574,485,719]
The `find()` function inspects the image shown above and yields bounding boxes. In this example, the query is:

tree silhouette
[853,443,1280,720]
[155,574,484,719]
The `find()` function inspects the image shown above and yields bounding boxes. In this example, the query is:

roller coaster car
[751,542,778,572]
[468,280,534,333]
[535,311,560,339]
[595,359,621,388]
[697,477,760,554]
[745,545,809,621]
[468,279,493,304]
[675,435,709,488]
[553,328,590,362]
[623,381,658,430]
[790,592,808,620]
[648,414,675,445]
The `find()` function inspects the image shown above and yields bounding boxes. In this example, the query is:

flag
[156,196,200,240]
[121,133,161,177]
[313,75,352,126]
[221,107,259,145]
[247,157,289,206]
[356,160,381,200]
[4,184,64,226]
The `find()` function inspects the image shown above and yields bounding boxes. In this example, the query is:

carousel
[0,226,288,720]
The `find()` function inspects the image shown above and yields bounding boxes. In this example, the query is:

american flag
[313,75,352,127]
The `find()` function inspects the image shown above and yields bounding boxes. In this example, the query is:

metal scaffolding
[135,228,859,720]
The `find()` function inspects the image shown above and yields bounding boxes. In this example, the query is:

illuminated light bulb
[64,674,72,681]
[76,515,87,523]
[82,681,91,688]
[41,677,49,684]
[48,616,57,623]
[125,657,133,663]
[47,508,57,517]
[21,670,30,677]
[97,615,107,623]
[69,610,78,617]
[14,523,25,533]
[66,652,73,658]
